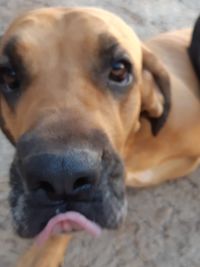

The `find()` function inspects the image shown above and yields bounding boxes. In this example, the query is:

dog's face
[0,8,170,238]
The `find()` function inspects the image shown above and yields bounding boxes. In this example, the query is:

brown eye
[109,60,130,82]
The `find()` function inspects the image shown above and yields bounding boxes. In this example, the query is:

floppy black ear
[188,16,200,81]
[141,45,171,136]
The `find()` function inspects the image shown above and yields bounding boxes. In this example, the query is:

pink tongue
[35,212,102,246]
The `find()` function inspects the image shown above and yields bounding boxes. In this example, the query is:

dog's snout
[22,148,101,201]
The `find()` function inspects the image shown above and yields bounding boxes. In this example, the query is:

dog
[0,7,200,267]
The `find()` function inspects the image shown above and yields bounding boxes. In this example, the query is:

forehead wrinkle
[98,33,132,65]
[98,33,119,54]
[3,36,18,58]
[2,36,32,71]
[2,8,132,62]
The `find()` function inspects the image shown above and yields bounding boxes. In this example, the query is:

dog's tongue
[35,212,102,246]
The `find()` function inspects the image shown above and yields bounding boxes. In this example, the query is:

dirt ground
[0,0,200,266]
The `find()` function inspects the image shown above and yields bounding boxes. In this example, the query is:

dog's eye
[108,59,132,91]
[109,60,129,82]
[0,66,20,93]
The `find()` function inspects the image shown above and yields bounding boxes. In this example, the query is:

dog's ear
[140,45,171,136]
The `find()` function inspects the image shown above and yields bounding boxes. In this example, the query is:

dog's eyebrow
[2,37,27,78]
[98,33,120,57]
[3,37,20,64]
[98,33,130,63]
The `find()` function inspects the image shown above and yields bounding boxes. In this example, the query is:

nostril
[38,181,55,195]
[33,181,66,203]
[73,177,93,192]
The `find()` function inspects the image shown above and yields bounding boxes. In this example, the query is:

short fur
[0,7,200,267]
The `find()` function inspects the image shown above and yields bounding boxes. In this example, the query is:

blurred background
[0,1,200,266]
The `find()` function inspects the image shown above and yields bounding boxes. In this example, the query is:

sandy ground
[0,0,200,266]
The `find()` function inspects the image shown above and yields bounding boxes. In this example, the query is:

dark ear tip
[149,100,171,136]
[149,117,164,136]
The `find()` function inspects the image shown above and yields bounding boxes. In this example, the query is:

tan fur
[0,8,199,267]
[16,235,71,267]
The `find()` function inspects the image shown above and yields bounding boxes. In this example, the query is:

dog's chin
[9,156,127,239]
[11,196,127,239]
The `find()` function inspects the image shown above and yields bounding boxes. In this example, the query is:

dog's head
[0,8,170,238]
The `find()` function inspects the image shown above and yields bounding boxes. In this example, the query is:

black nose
[21,148,101,201]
